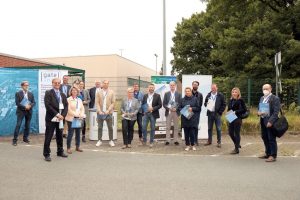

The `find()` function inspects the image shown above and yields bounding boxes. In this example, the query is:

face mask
[263,89,270,96]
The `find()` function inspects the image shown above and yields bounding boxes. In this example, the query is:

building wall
[0,55,49,67]
[38,54,156,99]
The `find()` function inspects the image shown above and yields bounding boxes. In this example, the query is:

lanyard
[127,99,132,110]
[210,93,217,101]
[263,94,271,103]
[170,92,175,101]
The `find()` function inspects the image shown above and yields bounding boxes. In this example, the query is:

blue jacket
[179,95,200,128]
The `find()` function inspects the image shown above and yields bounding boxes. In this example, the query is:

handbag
[241,109,249,119]
[71,118,83,128]
[272,109,288,138]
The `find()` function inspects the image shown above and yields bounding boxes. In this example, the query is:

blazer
[192,90,203,113]
[227,98,247,119]
[44,89,68,122]
[142,93,162,119]
[163,91,181,116]
[134,90,144,113]
[96,89,115,114]
[179,95,200,128]
[89,87,99,108]
[59,84,71,98]
[79,89,91,115]
[204,92,226,116]
[120,98,140,121]
[15,90,36,114]
[65,97,85,122]
[259,94,280,126]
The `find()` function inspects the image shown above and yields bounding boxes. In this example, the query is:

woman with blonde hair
[65,86,85,154]
[227,87,247,154]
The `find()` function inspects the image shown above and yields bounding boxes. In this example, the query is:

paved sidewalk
[1,132,300,157]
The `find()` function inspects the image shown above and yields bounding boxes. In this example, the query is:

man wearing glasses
[43,78,68,162]
[12,81,36,146]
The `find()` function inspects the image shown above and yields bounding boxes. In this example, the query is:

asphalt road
[0,142,299,200]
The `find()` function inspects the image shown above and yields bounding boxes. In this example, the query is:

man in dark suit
[12,81,36,146]
[59,75,71,98]
[204,83,226,147]
[43,78,68,162]
[142,83,162,148]
[258,84,280,162]
[89,80,102,109]
[192,81,203,146]
[163,81,181,146]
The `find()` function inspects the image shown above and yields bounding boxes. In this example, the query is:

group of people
[12,75,281,163]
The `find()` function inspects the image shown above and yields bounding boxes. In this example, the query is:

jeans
[228,118,242,149]
[98,116,113,141]
[142,113,156,144]
[261,120,277,158]
[207,113,222,143]
[122,119,136,145]
[136,112,143,138]
[184,127,196,146]
[13,111,32,142]
[67,121,81,149]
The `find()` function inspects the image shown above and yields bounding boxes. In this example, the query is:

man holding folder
[43,78,68,162]
[12,81,36,146]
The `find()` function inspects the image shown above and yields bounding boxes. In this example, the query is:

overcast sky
[1,0,206,74]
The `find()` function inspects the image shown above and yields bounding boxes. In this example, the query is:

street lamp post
[154,54,158,75]
[163,0,166,75]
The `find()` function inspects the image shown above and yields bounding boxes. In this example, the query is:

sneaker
[192,146,196,151]
[96,140,102,147]
[12,141,17,146]
[217,143,221,148]
[109,140,115,147]
[23,139,30,144]
[185,146,190,151]
[149,143,153,148]
[174,141,179,146]
[165,142,170,145]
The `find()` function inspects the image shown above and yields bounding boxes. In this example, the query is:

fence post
[247,78,251,106]
[138,76,141,88]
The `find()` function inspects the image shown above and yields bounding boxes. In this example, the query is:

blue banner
[0,68,39,136]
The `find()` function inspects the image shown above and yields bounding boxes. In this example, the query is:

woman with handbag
[227,87,247,154]
[120,88,140,149]
[65,87,85,154]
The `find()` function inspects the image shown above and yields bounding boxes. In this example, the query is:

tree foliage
[171,0,300,79]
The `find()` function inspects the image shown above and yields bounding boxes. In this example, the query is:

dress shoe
[258,155,268,159]
[174,142,179,146]
[67,149,72,154]
[82,136,86,143]
[265,156,276,162]
[76,147,83,152]
[230,149,239,154]
[57,153,68,158]
[204,142,212,146]
[23,139,30,144]
[217,143,222,148]
[165,142,170,145]
[45,156,52,162]
[63,134,67,138]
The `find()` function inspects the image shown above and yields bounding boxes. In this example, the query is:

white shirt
[23,90,28,99]
[147,93,154,106]
[102,89,108,112]
[262,93,272,103]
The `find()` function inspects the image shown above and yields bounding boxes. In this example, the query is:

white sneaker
[185,146,190,151]
[149,143,153,148]
[192,146,196,151]
[96,140,102,147]
[109,140,115,147]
